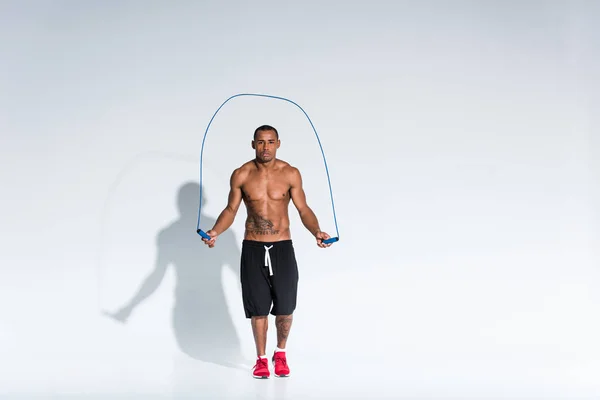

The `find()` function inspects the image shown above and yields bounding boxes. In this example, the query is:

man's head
[252,125,280,163]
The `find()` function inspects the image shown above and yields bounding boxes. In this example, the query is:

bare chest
[242,172,290,202]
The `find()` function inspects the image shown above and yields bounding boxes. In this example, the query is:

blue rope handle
[196,93,340,244]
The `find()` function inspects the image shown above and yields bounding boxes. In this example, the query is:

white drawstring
[264,245,274,276]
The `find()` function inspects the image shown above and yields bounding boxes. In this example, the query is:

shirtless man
[201,124,332,378]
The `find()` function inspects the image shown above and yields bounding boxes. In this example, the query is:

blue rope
[196,93,340,243]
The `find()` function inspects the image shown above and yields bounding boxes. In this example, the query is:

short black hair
[254,125,279,140]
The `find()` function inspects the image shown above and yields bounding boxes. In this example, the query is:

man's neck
[254,158,277,170]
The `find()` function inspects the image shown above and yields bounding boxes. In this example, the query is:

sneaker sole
[253,375,269,379]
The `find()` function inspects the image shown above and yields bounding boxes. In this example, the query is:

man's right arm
[202,168,244,247]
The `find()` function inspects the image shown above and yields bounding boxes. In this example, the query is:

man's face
[252,129,280,163]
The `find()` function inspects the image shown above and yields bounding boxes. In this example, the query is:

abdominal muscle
[243,200,292,242]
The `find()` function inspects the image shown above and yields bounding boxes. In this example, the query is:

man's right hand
[201,229,218,248]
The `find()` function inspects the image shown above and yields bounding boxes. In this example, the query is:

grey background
[1,0,599,398]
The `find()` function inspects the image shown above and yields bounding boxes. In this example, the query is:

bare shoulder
[277,160,302,183]
[230,161,253,185]
[276,159,295,172]
[237,160,260,174]
[240,160,257,170]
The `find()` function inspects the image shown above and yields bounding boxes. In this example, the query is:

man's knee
[250,315,268,322]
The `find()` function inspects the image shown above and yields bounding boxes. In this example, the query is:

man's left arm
[289,167,332,248]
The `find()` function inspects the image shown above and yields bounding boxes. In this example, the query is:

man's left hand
[316,231,332,248]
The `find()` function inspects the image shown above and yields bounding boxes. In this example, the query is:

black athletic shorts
[240,239,299,318]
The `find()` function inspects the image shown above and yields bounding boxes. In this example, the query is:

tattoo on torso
[246,214,280,235]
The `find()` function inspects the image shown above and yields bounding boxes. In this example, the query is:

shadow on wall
[104,181,248,369]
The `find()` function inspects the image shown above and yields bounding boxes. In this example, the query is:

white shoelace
[264,245,274,276]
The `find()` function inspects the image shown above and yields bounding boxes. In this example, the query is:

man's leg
[270,242,298,351]
[249,315,270,378]
[240,240,273,378]
[269,241,298,377]
[275,314,293,349]
[271,313,292,377]
[251,316,268,357]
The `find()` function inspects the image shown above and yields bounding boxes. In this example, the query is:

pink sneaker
[272,351,290,377]
[252,357,270,379]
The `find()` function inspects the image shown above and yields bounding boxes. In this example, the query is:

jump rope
[195,93,340,245]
